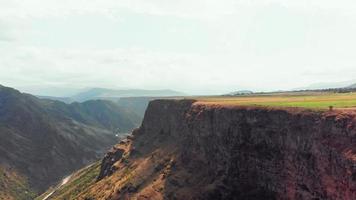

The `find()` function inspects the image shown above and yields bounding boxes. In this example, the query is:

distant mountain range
[346,83,356,88]
[71,88,184,102]
[226,90,254,96]
[226,81,356,96]
[294,80,356,90]
[0,85,141,199]
[37,88,184,103]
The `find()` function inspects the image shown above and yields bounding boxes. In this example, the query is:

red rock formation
[93,99,356,200]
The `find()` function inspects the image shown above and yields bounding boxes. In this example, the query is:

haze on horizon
[1,0,356,96]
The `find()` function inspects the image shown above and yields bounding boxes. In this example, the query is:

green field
[196,92,356,109]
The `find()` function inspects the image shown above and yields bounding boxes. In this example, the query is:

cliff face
[71,99,356,200]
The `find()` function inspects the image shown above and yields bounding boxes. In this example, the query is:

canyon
[44,99,356,199]
[0,85,141,199]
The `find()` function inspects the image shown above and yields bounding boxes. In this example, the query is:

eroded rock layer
[76,99,356,200]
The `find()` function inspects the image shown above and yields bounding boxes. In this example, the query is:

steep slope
[49,99,356,200]
[45,99,141,133]
[0,85,140,199]
[35,161,102,200]
[36,95,74,104]
[0,166,36,200]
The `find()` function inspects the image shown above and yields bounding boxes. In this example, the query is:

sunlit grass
[35,162,101,200]
[196,92,356,109]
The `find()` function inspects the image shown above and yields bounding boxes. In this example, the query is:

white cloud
[1,0,356,94]
[1,0,356,20]
[0,0,237,20]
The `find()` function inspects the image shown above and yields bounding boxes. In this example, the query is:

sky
[1,0,356,96]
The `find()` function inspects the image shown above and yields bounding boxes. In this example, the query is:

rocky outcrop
[97,139,131,180]
[77,99,356,200]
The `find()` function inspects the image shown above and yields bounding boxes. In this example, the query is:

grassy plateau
[196,92,356,110]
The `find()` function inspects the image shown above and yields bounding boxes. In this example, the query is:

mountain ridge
[347,83,356,88]
[70,88,184,102]
[0,84,141,199]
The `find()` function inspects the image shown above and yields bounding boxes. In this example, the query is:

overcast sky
[1,0,356,95]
